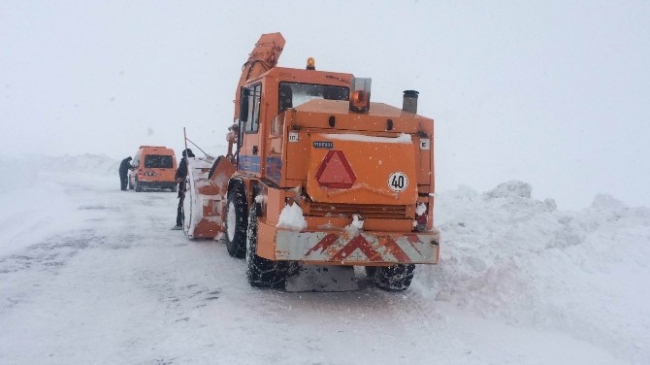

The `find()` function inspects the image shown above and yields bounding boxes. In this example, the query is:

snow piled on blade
[418,180,650,364]
[182,156,216,238]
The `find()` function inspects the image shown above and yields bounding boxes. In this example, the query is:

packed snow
[0,155,648,364]
[344,214,365,235]
[322,133,412,144]
[276,202,308,231]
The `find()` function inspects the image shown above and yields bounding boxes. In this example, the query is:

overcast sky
[1,1,649,209]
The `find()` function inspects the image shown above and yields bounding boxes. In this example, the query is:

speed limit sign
[388,172,408,192]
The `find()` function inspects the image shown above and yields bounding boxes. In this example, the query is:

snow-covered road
[0,159,646,364]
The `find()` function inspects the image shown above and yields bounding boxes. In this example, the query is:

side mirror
[240,88,249,122]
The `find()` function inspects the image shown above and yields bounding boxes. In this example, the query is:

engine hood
[303,131,418,205]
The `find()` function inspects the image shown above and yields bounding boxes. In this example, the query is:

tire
[224,181,247,258]
[135,178,142,192]
[171,185,177,193]
[372,264,415,292]
[246,203,287,288]
[128,178,134,190]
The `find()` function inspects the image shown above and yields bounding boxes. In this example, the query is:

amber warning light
[349,77,371,113]
[306,57,316,70]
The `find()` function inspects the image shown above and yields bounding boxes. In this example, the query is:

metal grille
[307,203,407,219]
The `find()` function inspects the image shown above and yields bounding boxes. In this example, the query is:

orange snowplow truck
[182,32,439,291]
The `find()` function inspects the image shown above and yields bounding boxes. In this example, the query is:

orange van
[128,145,178,192]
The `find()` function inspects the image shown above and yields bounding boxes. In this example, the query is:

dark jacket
[175,149,195,197]
[175,158,188,182]
[119,158,133,174]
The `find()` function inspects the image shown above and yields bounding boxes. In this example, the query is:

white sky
[1,0,649,210]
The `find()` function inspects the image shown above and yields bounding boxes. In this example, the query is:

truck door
[238,83,263,176]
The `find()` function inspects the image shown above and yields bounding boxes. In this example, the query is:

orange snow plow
[182,32,439,291]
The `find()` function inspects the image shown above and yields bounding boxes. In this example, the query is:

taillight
[414,202,428,232]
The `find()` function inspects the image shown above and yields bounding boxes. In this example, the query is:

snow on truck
[181,32,440,291]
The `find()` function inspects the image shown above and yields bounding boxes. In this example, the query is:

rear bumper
[138,181,176,190]
[259,221,439,265]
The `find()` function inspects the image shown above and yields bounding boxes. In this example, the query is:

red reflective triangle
[315,150,356,189]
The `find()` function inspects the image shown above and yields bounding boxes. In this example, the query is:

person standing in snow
[173,148,195,229]
[118,157,134,191]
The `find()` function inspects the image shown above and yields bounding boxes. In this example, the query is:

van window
[145,155,173,168]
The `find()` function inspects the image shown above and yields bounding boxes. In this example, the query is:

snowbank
[0,154,117,256]
[419,180,650,364]
[0,154,118,192]
[1,155,647,363]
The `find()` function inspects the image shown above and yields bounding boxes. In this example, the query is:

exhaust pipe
[402,90,419,114]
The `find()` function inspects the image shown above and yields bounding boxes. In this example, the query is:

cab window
[279,82,349,112]
[244,83,262,133]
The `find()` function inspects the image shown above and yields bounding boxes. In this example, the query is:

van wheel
[246,203,287,288]
[224,182,247,258]
[372,264,415,291]
[135,178,142,192]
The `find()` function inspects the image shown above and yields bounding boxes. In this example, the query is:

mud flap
[285,265,358,292]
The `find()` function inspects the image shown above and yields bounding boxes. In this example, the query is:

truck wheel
[135,178,142,192]
[224,182,247,258]
[246,203,287,288]
[372,264,415,291]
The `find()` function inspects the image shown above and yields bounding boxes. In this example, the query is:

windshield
[279,82,349,111]
[144,154,173,168]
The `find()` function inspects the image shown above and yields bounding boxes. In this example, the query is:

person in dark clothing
[119,157,133,191]
[173,148,195,229]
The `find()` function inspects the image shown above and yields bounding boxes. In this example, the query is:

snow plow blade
[183,156,235,239]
